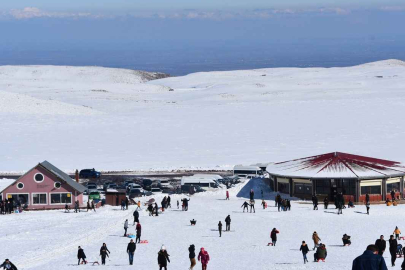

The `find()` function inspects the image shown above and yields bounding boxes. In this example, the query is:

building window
[278,182,289,194]
[7,194,29,205]
[33,193,47,205]
[361,185,381,195]
[34,173,44,183]
[54,182,61,189]
[387,182,400,192]
[316,180,331,195]
[17,183,24,190]
[294,183,312,195]
[50,193,72,204]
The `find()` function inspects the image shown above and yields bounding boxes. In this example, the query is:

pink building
[0,161,86,210]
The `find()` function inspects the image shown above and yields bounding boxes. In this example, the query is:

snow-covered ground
[1,60,405,172]
[1,179,403,269]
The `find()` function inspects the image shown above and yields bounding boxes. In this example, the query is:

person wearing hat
[158,245,170,270]
[127,239,136,265]
[0,259,17,270]
[198,247,210,270]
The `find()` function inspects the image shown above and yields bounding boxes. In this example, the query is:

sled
[400,237,405,240]
[267,243,274,246]
[316,259,325,262]
[140,240,149,244]
[127,234,136,238]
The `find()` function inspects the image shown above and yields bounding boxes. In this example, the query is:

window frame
[16,182,24,190]
[54,182,62,189]
[34,173,45,183]
[32,193,48,205]
[6,193,30,205]
[49,192,72,205]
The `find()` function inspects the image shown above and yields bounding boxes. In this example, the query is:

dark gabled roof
[39,161,86,193]
[266,152,405,179]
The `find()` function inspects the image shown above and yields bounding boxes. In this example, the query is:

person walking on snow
[136,200,141,211]
[250,189,255,201]
[75,200,80,213]
[0,259,17,270]
[352,244,388,270]
[394,227,401,240]
[155,202,159,216]
[167,196,171,208]
[241,201,249,213]
[249,200,256,213]
[312,195,318,210]
[189,244,196,270]
[127,239,136,265]
[375,235,386,256]
[312,232,321,250]
[91,200,96,212]
[198,247,210,270]
[300,241,309,264]
[158,246,170,270]
[366,201,370,215]
[261,200,266,209]
[389,235,398,267]
[99,243,110,265]
[133,209,139,225]
[177,200,179,209]
[218,221,223,237]
[136,222,142,243]
[77,246,87,265]
[226,191,229,200]
[324,197,329,209]
[86,201,91,212]
[270,228,279,246]
[225,215,231,231]
[124,219,129,236]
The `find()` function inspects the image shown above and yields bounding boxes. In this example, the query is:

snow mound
[356,59,405,67]
[235,178,274,200]
[0,91,101,115]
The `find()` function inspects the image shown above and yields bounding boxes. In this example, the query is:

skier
[312,232,321,250]
[352,245,388,270]
[389,235,398,267]
[324,197,329,209]
[0,259,17,270]
[366,201,370,215]
[300,241,309,264]
[226,190,229,200]
[136,222,142,243]
[218,221,223,237]
[249,200,255,213]
[124,219,129,236]
[241,201,249,213]
[314,244,327,262]
[133,209,139,225]
[198,247,210,270]
[189,244,196,270]
[225,215,231,231]
[77,246,87,265]
[91,200,96,212]
[249,189,255,201]
[270,228,279,246]
[99,243,110,265]
[342,234,351,246]
[127,239,136,265]
[157,246,170,270]
[375,235,386,256]
[394,227,401,240]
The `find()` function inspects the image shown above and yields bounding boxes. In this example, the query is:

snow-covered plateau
[0,179,402,269]
[1,60,405,172]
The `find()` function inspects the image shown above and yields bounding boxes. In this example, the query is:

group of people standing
[0,199,14,214]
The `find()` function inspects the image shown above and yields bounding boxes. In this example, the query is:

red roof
[266,152,405,179]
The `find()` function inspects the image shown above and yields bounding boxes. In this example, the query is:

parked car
[86,183,98,190]
[128,188,143,199]
[151,187,162,194]
[79,169,101,179]
[124,180,134,188]
[88,190,101,201]
[142,179,153,190]
[103,183,117,191]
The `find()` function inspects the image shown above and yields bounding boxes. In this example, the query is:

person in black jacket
[300,241,309,264]
[225,215,231,231]
[0,259,17,270]
[189,244,196,270]
[218,221,223,237]
[241,201,249,213]
[127,239,136,265]
[133,209,139,225]
[324,197,329,209]
[312,196,318,210]
[389,235,398,267]
[270,228,279,246]
[375,235,386,256]
[158,246,170,270]
[100,243,110,265]
[77,246,87,265]
[352,244,388,270]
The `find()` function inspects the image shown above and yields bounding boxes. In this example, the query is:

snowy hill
[1,61,405,172]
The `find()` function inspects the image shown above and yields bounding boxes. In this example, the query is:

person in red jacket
[226,191,229,200]
[198,247,210,270]
[135,222,142,243]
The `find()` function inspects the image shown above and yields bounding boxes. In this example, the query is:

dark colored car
[128,188,143,199]
[79,168,101,179]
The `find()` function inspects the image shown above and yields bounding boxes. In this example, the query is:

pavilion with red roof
[266,152,405,202]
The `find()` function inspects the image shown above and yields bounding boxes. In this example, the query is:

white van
[233,165,263,178]
[181,176,220,191]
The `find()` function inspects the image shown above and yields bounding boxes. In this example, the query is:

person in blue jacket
[352,245,388,270]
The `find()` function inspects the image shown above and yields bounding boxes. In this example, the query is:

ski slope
[1,60,405,172]
[0,179,403,269]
